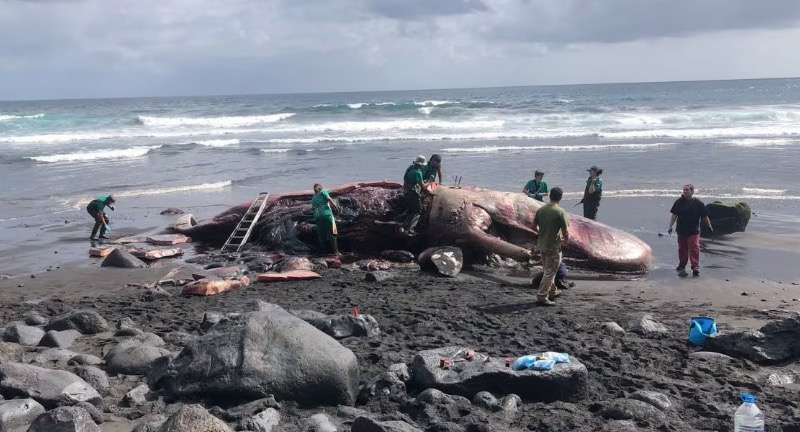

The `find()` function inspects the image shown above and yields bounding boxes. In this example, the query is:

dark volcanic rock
[46,310,109,335]
[410,346,588,402]
[27,405,101,432]
[352,416,422,432]
[602,398,666,422]
[365,271,394,283]
[240,407,280,432]
[157,404,232,432]
[293,309,380,339]
[104,342,172,375]
[381,250,416,263]
[39,330,82,349]
[154,301,360,406]
[101,248,147,269]
[705,314,800,364]
[0,362,101,408]
[160,208,185,215]
[0,398,45,431]
[24,311,49,326]
[3,323,45,346]
[629,390,671,411]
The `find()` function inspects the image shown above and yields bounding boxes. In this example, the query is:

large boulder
[104,342,172,375]
[702,201,751,237]
[46,310,109,335]
[410,346,588,402]
[0,398,46,431]
[705,314,800,364]
[27,405,101,432]
[39,330,82,349]
[157,404,232,432]
[101,249,146,269]
[154,301,359,406]
[74,366,109,391]
[0,362,101,408]
[292,310,380,339]
[3,323,45,346]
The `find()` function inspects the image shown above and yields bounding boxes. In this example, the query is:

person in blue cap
[86,195,115,240]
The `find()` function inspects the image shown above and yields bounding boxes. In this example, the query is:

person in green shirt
[86,195,115,240]
[402,155,427,235]
[312,184,340,255]
[522,170,549,201]
[423,154,443,183]
[532,187,569,306]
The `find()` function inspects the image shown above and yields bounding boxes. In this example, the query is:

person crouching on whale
[312,183,340,255]
[87,195,115,240]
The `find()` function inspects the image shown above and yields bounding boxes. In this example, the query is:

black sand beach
[1,253,799,431]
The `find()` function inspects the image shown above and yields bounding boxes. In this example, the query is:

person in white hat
[402,155,427,235]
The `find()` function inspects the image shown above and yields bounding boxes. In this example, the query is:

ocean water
[2,78,800,277]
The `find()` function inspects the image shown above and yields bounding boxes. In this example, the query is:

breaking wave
[27,146,158,163]
[136,113,295,128]
[0,113,45,122]
[442,143,674,153]
[193,138,240,147]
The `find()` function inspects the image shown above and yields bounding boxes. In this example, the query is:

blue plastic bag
[688,316,717,346]
[511,352,570,371]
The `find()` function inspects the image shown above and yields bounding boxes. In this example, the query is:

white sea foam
[0,113,45,121]
[70,180,233,208]
[260,148,291,153]
[137,113,295,128]
[27,146,158,163]
[194,138,240,147]
[742,187,786,195]
[347,103,367,109]
[601,126,800,140]
[442,143,674,153]
[721,138,796,147]
[418,107,434,115]
[414,100,454,106]
[560,189,800,200]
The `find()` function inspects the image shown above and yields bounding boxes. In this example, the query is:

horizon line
[2,75,799,104]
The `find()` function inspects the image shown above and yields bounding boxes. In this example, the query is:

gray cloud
[368,0,488,19]
[1,0,800,99]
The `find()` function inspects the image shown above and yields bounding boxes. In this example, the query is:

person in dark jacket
[87,195,115,240]
[580,166,603,220]
[402,155,427,235]
[668,184,713,277]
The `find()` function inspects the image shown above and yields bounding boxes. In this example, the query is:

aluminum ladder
[221,192,269,253]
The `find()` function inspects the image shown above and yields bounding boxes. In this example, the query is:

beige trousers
[537,249,562,299]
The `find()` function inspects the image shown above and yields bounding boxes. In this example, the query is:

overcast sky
[3,0,800,100]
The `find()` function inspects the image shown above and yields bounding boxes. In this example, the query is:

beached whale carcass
[174,182,652,272]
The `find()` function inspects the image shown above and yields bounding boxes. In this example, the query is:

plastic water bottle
[734,393,764,432]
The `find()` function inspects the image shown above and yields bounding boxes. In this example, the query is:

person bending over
[87,195,115,240]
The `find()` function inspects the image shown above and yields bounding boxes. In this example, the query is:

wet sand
[1,259,799,431]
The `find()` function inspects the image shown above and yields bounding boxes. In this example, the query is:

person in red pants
[668,184,713,277]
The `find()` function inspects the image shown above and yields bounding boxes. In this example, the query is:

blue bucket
[688,316,717,346]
